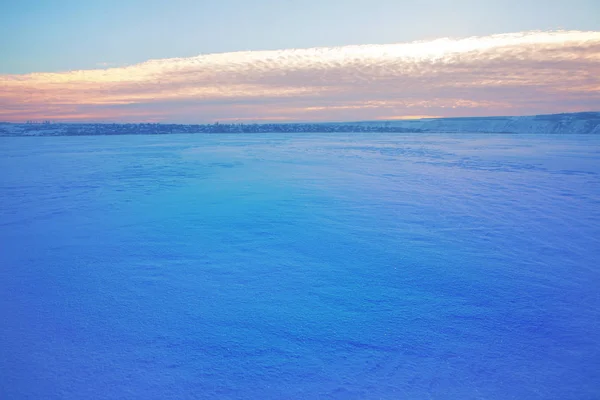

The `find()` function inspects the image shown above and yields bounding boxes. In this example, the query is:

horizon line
[2,110,599,126]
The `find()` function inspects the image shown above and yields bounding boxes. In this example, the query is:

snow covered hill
[1,112,599,136]
[344,112,600,134]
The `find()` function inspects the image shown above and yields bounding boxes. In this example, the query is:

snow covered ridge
[349,112,600,134]
[1,112,599,136]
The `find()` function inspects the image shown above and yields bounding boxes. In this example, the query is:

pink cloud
[1,30,599,122]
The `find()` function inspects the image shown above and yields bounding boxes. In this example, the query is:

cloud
[1,30,599,122]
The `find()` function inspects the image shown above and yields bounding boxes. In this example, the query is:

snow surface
[348,112,600,134]
[1,132,599,399]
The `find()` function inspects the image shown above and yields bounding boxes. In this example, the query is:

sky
[1,0,599,123]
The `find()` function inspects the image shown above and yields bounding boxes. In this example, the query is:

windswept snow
[1,132,599,399]
[344,112,600,134]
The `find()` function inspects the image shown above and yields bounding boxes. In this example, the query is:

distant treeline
[3,111,599,136]
[0,122,420,136]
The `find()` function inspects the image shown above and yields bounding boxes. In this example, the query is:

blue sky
[1,0,599,74]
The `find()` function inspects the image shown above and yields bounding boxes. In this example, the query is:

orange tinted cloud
[1,30,599,122]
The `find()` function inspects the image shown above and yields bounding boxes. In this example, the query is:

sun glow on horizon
[376,115,444,121]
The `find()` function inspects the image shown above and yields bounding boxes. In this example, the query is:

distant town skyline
[1,1,599,123]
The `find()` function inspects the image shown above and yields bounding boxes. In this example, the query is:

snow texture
[351,112,600,134]
[1,132,599,399]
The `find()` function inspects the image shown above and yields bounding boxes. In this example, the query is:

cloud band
[1,30,599,122]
